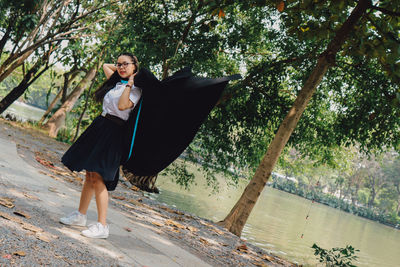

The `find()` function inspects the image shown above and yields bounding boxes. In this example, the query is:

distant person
[59,53,141,239]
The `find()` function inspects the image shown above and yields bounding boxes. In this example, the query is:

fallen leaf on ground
[219,242,229,247]
[36,233,51,242]
[130,186,140,191]
[23,192,39,200]
[237,244,248,253]
[123,203,135,209]
[174,216,185,221]
[0,211,23,224]
[112,195,126,200]
[151,221,163,227]
[35,154,55,169]
[22,223,43,233]
[77,260,90,264]
[124,227,132,232]
[165,219,185,229]
[170,228,180,233]
[13,210,31,219]
[211,227,225,235]
[128,199,144,206]
[0,197,15,208]
[38,170,61,181]
[253,261,268,267]
[51,169,71,176]
[2,254,12,259]
[261,254,274,262]
[199,220,213,227]
[160,206,184,215]
[200,238,210,246]
[186,226,198,232]
[13,251,26,257]
[48,187,58,193]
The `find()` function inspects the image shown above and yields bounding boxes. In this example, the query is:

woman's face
[116,55,136,78]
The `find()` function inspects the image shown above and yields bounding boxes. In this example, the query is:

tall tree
[44,65,98,137]
[216,0,400,236]
[382,157,400,214]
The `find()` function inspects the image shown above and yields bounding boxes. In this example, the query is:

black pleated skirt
[61,115,126,191]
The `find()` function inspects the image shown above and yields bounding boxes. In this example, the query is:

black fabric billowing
[122,67,240,176]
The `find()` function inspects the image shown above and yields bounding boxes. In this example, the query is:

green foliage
[2,0,400,198]
[161,160,196,190]
[312,243,359,267]
[55,127,74,145]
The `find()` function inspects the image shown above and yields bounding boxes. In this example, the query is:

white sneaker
[81,222,109,239]
[60,211,87,226]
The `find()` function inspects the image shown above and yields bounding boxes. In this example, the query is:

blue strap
[126,98,143,161]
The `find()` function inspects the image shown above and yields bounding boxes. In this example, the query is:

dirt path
[0,118,296,267]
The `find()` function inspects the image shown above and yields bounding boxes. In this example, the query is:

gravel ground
[0,117,298,267]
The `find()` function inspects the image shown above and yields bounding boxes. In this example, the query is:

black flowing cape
[121,67,240,176]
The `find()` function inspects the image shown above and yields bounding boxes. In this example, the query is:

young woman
[59,53,141,239]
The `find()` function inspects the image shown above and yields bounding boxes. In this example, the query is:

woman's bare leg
[78,171,95,215]
[92,172,108,226]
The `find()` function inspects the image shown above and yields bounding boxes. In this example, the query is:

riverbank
[0,117,296,267]
[271,180,400,229]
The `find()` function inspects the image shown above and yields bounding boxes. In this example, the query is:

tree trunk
[368,187,376,208]
[0,74,35,114]
[0,16,15,58]
[0,49,35,84]
[38,87,63,124]
[0,61,48,114]
[217,0,371,236]
[44,66,97,138]
[39,69,81,124]
[352,184,360,205]
[72,77,97,142]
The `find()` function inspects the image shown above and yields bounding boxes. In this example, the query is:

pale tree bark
[72,57,105,142]
[217,0,371,236]
[38,68,82,124]
[38,88,63,125]
[44,66,97,137]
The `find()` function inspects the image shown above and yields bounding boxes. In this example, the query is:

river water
[6,102,400,266]
[153,166,400,267]
[2,101,45,121]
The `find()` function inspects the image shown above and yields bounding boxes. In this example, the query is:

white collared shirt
[102,82,142,121]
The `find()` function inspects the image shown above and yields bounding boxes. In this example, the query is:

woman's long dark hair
[94,53,139,102]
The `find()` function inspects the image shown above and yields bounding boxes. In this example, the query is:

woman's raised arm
[103,64,117,79]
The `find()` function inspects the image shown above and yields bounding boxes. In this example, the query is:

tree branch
[366,16,400,44]
[371,5,400,17]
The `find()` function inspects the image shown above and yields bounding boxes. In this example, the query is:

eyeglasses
[115,62,135,69]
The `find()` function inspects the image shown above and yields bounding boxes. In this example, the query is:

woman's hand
[127,72,137,87]
[118,72,138,111]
